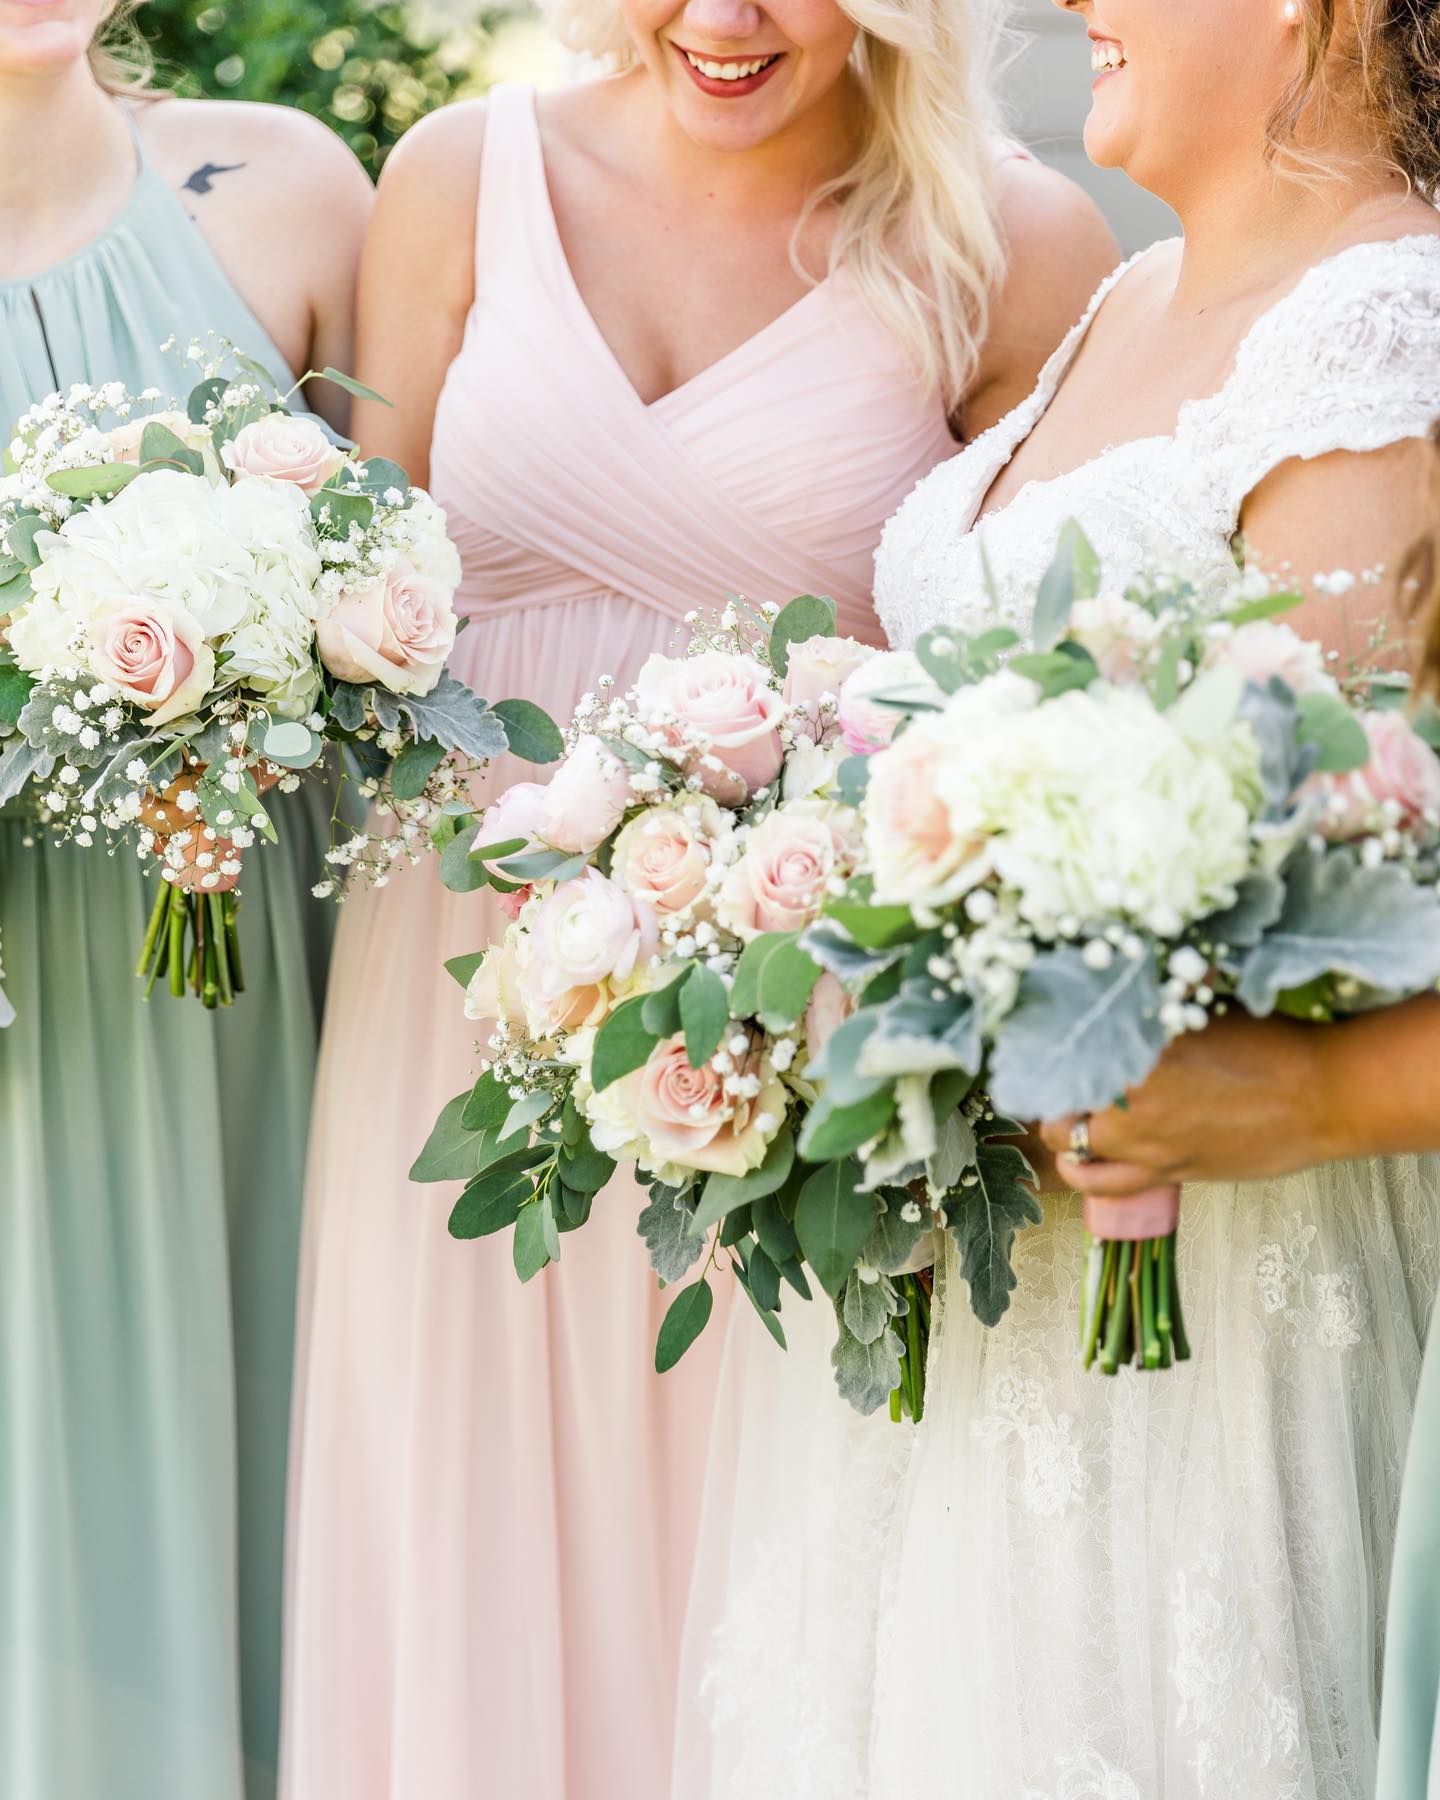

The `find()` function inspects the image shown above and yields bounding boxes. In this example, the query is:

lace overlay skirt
[871,1158,1440,1800]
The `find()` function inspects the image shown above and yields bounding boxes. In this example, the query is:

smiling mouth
[675,45,784,83]
[1090,39,1127,74]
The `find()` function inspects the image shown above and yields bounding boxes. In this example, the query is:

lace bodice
[875,234,1440,649]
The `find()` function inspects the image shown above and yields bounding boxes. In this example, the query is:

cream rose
[536,735,629,855]
[316,559,457,696]
[88,598,215,727]
[465,934,527,1029]
[224,414,347,495]
[589,1032,787,1182]
[478,781,549,854]
[634,650,785,800]
[610,798,726,917]
[836,650,943,755]
[717,799,859,939]
[783,634,876,736]
[1314,709,1440,840]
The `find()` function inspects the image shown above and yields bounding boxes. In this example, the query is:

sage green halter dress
[0,116,336,1800]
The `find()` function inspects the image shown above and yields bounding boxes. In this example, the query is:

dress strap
[473,82,545,289]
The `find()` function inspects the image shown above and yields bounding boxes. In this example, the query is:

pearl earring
[1283,0,1301,20]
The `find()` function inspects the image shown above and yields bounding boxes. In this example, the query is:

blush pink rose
[478,780,549,854]
[783,634,876,738]
[88,598,215,728]
[520,870,658,1034]
[804,972,855,1059]
[537,735,630,854]
[1067,594,1161,684]
[224,414,346,495]
[836,650,941,755]
[465,935,527,1029]
[316,559,457,696]
[610,799,723,916]
[634,650,785,800]
[1205,620,1336,698]
[1313,709,1440,840]
[865,714,990,907]
[105,410,209,466]
[717,801,858,939]
[617,1033,788,1178]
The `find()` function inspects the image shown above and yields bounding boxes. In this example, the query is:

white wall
[1004,0,1177,253]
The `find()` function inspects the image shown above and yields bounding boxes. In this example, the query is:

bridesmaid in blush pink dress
[280,37,1115,1800]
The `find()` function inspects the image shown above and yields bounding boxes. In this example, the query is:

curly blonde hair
[539,0,1010,412]
[1270,0,1440,194]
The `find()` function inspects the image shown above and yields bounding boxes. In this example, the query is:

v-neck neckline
[523,88,834,414]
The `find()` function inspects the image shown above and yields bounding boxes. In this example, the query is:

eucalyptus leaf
[461,1069,512,1132]
[769,594,837,676]
[655,1278,714,1372]
[680,963,729,1068]
[445,950,486,991]
[6,514,46,569]
[989,945,1167,1121]
[590,994,660,1093]
[410,1092,492,1183]
[752,1195,802,1266]
[834,755,871,806]
[187,377,227,425]
[822,898,917,950]
[495,848,588,884]
[1296,690,1371,774]
[690,1128,795,1236]
[794,1158,877,1297]
[559,1134,616,1195]
[802,920,910,987]
[641,974,687,1040]
[139,423,203,475]
[797,1088,896,1163]
[736,1263,787,1348]
[638,1189,706,1283]
[319,366,394,407]
[46,462,140,499]
[729,931,822,1029]
[311,487,373,535]
[1236,846,1440,1016]
[388,735,445,801]
[513,1202,552,1283]
[492,697,565,765]
[448,1163,536,1240]
[0,664,35,732]
[1032,520,1098,650]
[500,1089,554,1142]
[439,820,487,894]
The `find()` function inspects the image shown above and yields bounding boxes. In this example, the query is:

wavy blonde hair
[90,0,157,96]
[540,0,1010,413]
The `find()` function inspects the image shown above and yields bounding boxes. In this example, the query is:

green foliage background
[132,1,502,175]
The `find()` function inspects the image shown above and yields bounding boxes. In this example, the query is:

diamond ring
[1068,1116,1094,1163]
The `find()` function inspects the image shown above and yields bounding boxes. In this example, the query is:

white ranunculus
[935,681,1259,936]
[6,581,84,672]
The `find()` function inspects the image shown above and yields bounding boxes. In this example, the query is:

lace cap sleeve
[1178,235,1440,529]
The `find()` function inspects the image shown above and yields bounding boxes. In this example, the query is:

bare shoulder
[963,151,1120,436]
[378,96,488,206]
[135,96,371,215]
[992,153,1120,322]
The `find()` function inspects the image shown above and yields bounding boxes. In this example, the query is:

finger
[1056,1154,1170,1198]
[1040,1114,1082,1154]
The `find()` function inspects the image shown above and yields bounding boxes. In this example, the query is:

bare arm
[961,156,1120,442]
[348,103,487,483]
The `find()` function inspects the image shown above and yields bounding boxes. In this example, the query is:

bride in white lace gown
[674,1,1440,1796]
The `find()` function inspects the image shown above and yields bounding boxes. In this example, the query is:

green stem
[136,880,169,979]
[1081,1238,1116,1370]
[225,897,245,995]
[1140,1237,1160,1370]
[1169,1232,1192,1362]
[1156,1234,1175,1367]
[210,894,233,1006]
[201,896,219,1009]
[1100,1241,1134,1375]
[906,1278,926,1424]
[167,887,186,998]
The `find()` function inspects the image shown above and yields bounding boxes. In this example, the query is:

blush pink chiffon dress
[279,83,957,1800]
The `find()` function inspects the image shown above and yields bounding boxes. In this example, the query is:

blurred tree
[133,0,503,174]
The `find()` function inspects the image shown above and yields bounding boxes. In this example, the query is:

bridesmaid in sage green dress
[0,8,370,1797]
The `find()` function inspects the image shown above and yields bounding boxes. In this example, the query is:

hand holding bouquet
[815,524,1440,1376]
[0,354,560,1008]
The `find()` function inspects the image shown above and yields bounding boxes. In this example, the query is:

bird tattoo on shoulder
[184,161,247,196]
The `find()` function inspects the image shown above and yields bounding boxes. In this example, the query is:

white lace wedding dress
[674,235,1440,1800]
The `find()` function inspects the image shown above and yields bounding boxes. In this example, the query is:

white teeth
[684,50,777,80]
[1090,41,1126,72]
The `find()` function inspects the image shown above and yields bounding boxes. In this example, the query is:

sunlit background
[136,0,1174,250]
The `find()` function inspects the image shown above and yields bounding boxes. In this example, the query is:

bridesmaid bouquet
[810,524,1440,1382]
[0,360,556,1008]
[416,594,1034,1418]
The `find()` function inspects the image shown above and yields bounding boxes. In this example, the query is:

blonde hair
[540,0,1010,413]
[90,0,157,96]
[1269,0,1440,195]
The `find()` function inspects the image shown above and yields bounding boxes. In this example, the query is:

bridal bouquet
[808,524,1440,1380]
[414,595,1035,1419]
[0,359,555,1009]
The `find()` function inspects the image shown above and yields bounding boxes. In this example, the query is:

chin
[0,23,91,73]
[1081,105,1134,174]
